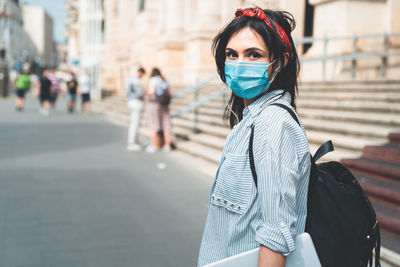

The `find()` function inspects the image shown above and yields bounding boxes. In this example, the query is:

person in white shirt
[78,70,91,115]
[125,67,145,151]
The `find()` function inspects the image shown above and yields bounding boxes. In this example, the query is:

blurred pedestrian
[145,67,172,153]
[14,70,31,111]
[29,71,39,98]
[38,70,51,116]
[48,69,61,111]
[125,67,145,151]
[78,70,91,115]
[0,63,9,98]
[66,72,78,113]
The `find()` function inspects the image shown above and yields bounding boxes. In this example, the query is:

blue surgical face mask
[224,59,278,99]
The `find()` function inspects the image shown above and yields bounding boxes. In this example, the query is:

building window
[303,0,314,54]
[139,0,145,12]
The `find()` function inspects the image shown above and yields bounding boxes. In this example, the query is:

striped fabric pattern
[197,89,311,267]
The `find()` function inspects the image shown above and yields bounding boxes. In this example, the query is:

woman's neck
[243,98,255,108]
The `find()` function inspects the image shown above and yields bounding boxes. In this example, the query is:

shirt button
[238,206,241,210]
[223,200,227,204]
[230,204,234,208]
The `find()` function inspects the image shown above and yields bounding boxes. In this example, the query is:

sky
[24,0,68,44]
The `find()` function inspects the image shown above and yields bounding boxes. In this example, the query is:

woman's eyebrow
[243,47,267,54]
[225,47,236,52]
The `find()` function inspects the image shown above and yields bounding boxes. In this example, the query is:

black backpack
[249,103,381,267]
[156,87,171,106]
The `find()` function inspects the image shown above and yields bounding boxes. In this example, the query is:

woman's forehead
[227,27,268,52]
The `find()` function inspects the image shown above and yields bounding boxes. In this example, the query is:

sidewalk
[0,96,212,267]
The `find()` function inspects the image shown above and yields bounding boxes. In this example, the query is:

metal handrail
[172,86,226,118]
[295,32,400,44]
[300,51,400,62]
[172,73,218,99]
[172,86,226,132]
[294,32,400,79]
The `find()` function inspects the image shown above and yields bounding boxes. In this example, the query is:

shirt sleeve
[253,108,304,256]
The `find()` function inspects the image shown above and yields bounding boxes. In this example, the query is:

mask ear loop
[224,86,239,124]
[269,63,281,84]
[265,57,281,90]
[260,62,282,109]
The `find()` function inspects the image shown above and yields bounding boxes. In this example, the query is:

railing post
[351,35,358,79]
[193,82,200,133]
[381,33,388,78]
[322,36,328,81]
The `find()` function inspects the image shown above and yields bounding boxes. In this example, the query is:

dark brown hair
[150,67,165,81]
[212,8,300,128]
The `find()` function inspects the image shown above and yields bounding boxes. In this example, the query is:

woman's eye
[249,52,262,59]
[226,51,237,58]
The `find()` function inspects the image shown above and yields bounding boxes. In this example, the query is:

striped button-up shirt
[197,89,311,266]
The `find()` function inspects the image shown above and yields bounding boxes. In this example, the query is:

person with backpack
[198,7,381,267]
[125,67,145,151]
[197,8,310,267]
[66,71,78,113]
[38,70,52,116]
[145,67,172,153]
[47,69,61,111]
[14,70,31,111]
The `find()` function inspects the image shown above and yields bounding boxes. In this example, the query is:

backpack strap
[270,103,300,125]
[249,123,258,187]
[313,141,334,162]
[248,103,333,188]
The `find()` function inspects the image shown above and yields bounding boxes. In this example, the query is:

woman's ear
[283,52,290,68]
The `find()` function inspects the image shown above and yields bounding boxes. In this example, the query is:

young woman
[145,68,172,152]
[198,8,311,267]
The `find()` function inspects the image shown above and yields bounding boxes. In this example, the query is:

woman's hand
[147,83,156,97]
[258,245,286,267]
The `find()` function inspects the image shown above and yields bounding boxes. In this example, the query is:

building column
[183,0,221,84]
[155,0,185,85]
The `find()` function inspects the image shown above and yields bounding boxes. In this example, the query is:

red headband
[234,8,291,50]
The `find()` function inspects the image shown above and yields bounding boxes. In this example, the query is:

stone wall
[98,0,399,93]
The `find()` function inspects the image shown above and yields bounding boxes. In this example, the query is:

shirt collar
[243,89,290,120]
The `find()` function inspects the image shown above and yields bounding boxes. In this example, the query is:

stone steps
[342,158,400,182]
[299,109,400,127]
[299,80,400,91]
[92,80,400,256]
[174,140,222,164]
[363,144,400,165]
[177,111,390,142]
[297,99,400,113]
[299,91,400,102]
[172,117,361,163]
[340,133,400,253]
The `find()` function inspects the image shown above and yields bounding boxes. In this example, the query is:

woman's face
[225,27,270,63]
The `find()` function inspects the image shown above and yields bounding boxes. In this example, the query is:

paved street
[0,96,213,267]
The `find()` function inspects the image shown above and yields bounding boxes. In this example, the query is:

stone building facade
[66,0,400,94]
[22,5,57,68]
[0,0,42,70]
[66,0,104,99]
